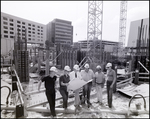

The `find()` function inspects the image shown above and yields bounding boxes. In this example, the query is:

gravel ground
[1,73,149,118]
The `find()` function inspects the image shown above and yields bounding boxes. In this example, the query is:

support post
[134,69,139,85]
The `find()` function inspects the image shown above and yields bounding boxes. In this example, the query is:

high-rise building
[46,19,73,45]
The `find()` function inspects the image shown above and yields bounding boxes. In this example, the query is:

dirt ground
[1,73,149,118]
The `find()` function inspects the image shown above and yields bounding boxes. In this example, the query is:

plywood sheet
[67,78,92,91]
[117,83,149,97]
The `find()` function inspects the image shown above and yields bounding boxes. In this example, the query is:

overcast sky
[1,1,149,46]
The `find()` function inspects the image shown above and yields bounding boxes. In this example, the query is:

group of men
[38,62,116,117]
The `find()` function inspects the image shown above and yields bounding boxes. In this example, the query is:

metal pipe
[127,94,147,117]
[139,73,149,75]
[27,107,75,114]
[139,77,149,79]
[13,69,24,92]
[138,61,149,73]
[117,77,132,85]
[1,86,11,106]
[16,82,24,105]
[1,106,15,110]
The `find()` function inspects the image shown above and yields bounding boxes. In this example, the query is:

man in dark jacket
[38,66,57,117]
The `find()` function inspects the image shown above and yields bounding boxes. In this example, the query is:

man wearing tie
[69,64,82,110]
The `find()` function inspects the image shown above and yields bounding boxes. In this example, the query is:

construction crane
[118,1,127,48]
[87,1,103,63]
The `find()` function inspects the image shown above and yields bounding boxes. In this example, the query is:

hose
[1,86,11,107]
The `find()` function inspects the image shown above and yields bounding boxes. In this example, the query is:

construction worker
[94,65,105,105]
[69,64,82,110]
[38,66,57,117]
[81,63,95,107]
[59,66,71,110]
[106,62,116,108]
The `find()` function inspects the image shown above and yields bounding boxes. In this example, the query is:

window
[41,27,43,29]
[10,23,14,26]
[4,26,8,29]
[10,36,14,38]
[9,19,13,22]
[17,25,21,27]
[32,28,35,30]
[10,27,14,30]
[33,35,35,37]
[22,22,25,25]
[38,33,40,35]
[38,36,40,38]
[28,27,31,30]
[28,24,31,26]
[38,39,40,41]
[32,25,35,27]
[22,26,25,28]
[4,31,8,33]
[28,38,31,40]
[32,39,35,41]
[41,39,43,41]
[28,35,31,37]
[41,33,43,35]
[10,31,14,34]
[4,35,8,38]
[41,30,43,32]
[3,17,7,20]
[28,31,31,33]
[32,32,35,34]
[3,22,8,25]
[38,29,40,31]
[38,26,40,28]
[17,21,21,23]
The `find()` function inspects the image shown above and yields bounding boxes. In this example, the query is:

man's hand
[110,85,113,89]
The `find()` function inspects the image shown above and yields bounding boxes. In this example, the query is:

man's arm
[38,80,42,91]
[110,70,116,88]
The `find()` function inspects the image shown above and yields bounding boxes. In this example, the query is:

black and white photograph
[1,1,149,118]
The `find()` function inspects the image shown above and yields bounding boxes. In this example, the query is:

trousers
[95,83,103,103]
[45,90,56,116]
[106,80,113,108]
[59,88,68,109]
[82,82,92,104]
[74,88,80,106]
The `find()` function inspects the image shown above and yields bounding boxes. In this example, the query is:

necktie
[75,72,77,78]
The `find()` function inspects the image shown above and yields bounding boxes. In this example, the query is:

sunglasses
[106,67,110,69]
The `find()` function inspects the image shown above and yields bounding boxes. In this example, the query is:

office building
[46,18,73,45]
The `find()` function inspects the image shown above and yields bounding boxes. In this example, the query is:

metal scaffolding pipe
[27,107,75,114]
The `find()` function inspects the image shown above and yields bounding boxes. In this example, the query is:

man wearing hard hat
[69,64,82,110]
[94,65,105,105]
[38,66,57,117]
[59,65,71,111]
[106,62,116,108]
[81,63,95,107]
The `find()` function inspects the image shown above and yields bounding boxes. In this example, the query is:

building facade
[46,19,73,45]
[1,12,46,55]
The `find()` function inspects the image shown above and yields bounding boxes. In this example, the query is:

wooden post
[134,69,139,85]
[113,66,117,93]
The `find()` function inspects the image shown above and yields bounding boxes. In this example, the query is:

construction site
[1,1,149,118]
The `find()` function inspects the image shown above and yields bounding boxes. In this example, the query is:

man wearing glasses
[106,63,116,108]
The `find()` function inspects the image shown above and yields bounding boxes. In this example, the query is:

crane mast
[87,1,103,63]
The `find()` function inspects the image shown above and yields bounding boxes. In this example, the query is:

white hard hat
[50,66,57,72]
[106,63,112,67]
[96,65,101,69]
[64,65,71,72]
[73,64,80,71]
[84,63,89,69]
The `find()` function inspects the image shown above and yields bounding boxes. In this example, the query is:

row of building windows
[3,17,43,29]
[3,34,43,42]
